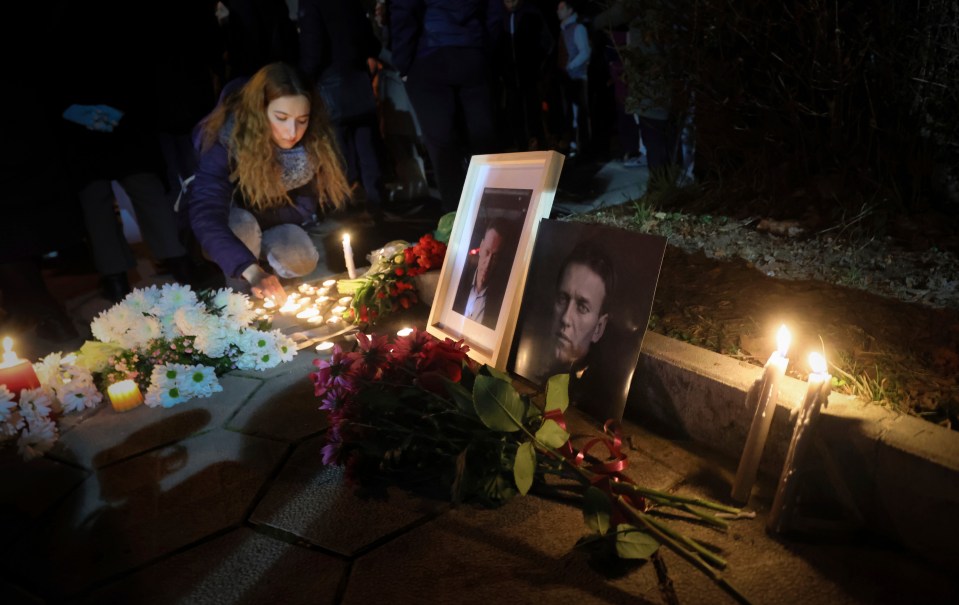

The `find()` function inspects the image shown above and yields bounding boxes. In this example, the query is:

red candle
[0,337,41,400]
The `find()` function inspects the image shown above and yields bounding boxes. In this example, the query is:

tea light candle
[262,299,276,309]
[331,305,347,314]
[107,379,144,412]
[338,296,353,305]
[0,337,41,400]
[732,324,791,502]
[307,315,325,324]
[316,295,330,304]
[322,279,336,288]
[315,341,334,352]
[343,233,357,279]
[279,300,302,314]
[296,307,319,319]
[396,327,414,337]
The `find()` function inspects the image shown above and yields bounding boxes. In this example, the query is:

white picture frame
[426,151,564,368]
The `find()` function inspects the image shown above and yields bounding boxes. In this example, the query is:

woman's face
[267,94,310,149]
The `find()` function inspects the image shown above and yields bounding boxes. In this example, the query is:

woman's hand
[242,264,287,305]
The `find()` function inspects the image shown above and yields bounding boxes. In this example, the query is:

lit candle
[0,337,41,400]
[307,315,325,324]
[731,324,791,502]
[262,299,276,309]
[396,327,414,337]
[279,300,303,314]
[342,233,357,279]
[322,279,336,288]
[107,379,144,412]
[296,307,319,319]
[767,352,832,532]
[331,305,347,314]
[338,296,353,305]
[315,341,334,352]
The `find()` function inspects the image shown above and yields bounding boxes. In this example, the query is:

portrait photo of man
[510,220,666,420]
[451,217,514,329]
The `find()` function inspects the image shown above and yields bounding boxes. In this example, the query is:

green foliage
[583,486,612,535]
[534,419,570,449]
[544,373,570,412]
[615,524,660,560]
[513,442,536,496]
[472,375,528,432]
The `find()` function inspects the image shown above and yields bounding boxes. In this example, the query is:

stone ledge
[628,331,959,568]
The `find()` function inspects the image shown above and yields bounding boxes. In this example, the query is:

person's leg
[78,178,136,276]
[405,51,462,212]
[260,224,319,278]
[119,172,187,262]
[352,114,386,212]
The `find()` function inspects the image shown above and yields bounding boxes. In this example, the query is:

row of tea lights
[255,280,352,325]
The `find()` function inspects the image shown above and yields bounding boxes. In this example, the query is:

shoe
[101,272,132,303]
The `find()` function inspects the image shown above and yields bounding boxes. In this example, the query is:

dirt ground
[576,207,959,429]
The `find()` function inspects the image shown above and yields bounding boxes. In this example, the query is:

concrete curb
[628,331,959,568]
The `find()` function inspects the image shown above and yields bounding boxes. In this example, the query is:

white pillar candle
[767,352,832,532]
[343,233,357,279]
[732,325,791,503]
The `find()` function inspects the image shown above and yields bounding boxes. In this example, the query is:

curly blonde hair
[200,62,350,212]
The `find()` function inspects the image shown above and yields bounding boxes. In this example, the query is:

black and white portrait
[510,220,667,421]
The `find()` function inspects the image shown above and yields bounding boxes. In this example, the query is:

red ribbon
[545,410,647,516]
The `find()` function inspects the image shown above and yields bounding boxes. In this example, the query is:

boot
[101,272,131,303]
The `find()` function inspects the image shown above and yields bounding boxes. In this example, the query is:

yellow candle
[107,379,144,412]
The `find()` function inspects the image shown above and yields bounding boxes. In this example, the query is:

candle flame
[2,337,12,353]
[1,336,18,365]
[775,325,791,356]
[397,327,414,337]
[808,352,827,374]
[316,341,334,352]
[322,279,336,287]
[343,233,350,245]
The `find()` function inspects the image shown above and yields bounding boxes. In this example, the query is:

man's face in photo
[552,262,608,367]
[475,228,503,292]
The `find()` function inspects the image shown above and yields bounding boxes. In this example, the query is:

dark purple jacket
[187,133,319,278]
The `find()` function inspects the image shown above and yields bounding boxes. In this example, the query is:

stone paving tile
[0,455,88,550]
[2,429,286,601]
[251,435,447,557]
[228,352,328,442]
[345,494,668,605]
[80,527,347,605]
[51,375,261,469]
[659,470,959,605]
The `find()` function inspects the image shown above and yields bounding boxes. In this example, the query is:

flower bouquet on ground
[311,330,754,601]
[336,233,447,326]
[83,283,296,407]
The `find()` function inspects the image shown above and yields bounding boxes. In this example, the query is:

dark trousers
[334,113,387,210]
[560,74,590,153]
[406,47,498,212]
[639,115,681,173]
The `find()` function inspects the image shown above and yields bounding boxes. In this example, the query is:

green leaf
[615,524,660,560]
[544,374,570,412]
[473,375,527,432]
[535,418,570,449]
[513,441,536,496]
[583,486,611,535]
[443,378,476,415]
[481,365,513,383]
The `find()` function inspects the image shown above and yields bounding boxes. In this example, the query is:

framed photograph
[508,220,667,421]
[427,151,564,368]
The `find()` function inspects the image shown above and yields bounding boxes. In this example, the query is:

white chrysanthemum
[211,288,257,326]
[125,315,163,349]
[144,364,191,408]
[274,331,297,363]
[57,380,103,414]
[1,385,17,421]
[33,353,64,389]
[234,330,281,371]
[19,388,55,422]
[180,365,222,399]
[191,322,233,359]
[156,283,198,315]
[124,285,162,314]
[17,415,58,461]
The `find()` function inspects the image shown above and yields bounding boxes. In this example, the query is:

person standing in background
[391,0,505,214]
[556,0,591,158]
